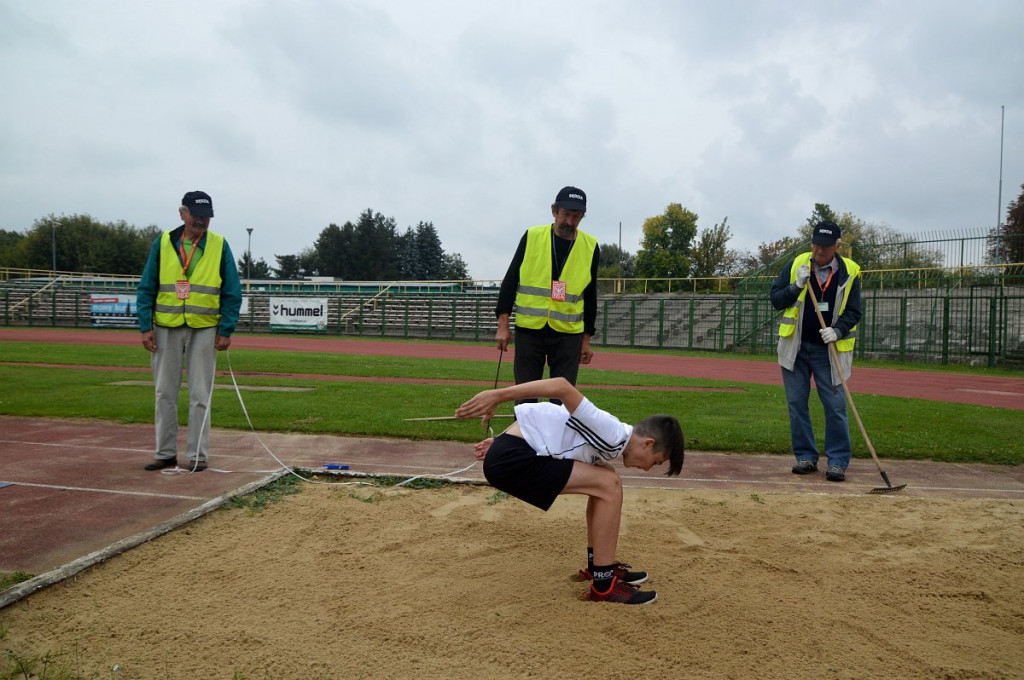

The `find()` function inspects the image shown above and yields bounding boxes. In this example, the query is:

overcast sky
[2,0,1022,279]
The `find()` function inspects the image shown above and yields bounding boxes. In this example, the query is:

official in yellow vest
[495,186,600,403]
[770,221,863,483]
[136,191,242,472]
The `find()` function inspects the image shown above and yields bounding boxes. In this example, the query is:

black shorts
[483,433,575,511]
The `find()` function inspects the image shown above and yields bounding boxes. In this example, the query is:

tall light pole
[245,227,253,293]
[51,220,61,273]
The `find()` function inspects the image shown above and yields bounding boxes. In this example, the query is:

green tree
[397,222,446,280]
[11,214,158,274]
[802,203,839,235]
[597,242,635,278]
[441,252,469,280]
[690,217,738,278]
[739,236,804,275]
[348,209,400,279]
[989,183,1024,264]
[804,203,942,270]
[237,252,272,279]
[398,228,419,279]
[414,222,444,280]
[634,203,698,286]
[273,254,301,279]
[297,247,318,277]
[0,229,26,267]
[314,222,354,278]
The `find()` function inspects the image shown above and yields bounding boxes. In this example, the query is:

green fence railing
[3,285,1022,367]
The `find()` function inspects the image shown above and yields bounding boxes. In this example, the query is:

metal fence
[852,228,1019,270]
[3,284,1023,367]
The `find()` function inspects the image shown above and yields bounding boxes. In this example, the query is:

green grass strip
[0,344,1020,465]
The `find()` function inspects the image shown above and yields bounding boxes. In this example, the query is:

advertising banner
[90,294,139,328]
[269,297,328,332]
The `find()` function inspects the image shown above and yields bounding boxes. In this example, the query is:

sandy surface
[2,482,1023,679]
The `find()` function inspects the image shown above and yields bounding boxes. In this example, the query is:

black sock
[592,564,615,592]
[587,547,594,573]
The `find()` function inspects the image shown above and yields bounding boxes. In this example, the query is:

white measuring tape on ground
[217,348,479,487]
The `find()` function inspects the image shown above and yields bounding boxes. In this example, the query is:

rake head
[868,470,906,494]
[868,484,907,495]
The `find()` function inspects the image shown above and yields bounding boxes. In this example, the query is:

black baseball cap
[811,220,840,246]
[182,190,214,218]
[554,186,586,212]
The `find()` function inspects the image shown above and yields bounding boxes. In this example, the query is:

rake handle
[804,283,889,483]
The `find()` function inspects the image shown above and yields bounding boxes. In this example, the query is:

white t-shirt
[513,397,632,464]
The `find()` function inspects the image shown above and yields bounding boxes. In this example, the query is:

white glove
[795,264,810,289]
[820,327,838,344]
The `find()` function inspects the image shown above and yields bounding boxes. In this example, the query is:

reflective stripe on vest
[514,224,596,333]
[778,252,860,353]
[154,230,224,329]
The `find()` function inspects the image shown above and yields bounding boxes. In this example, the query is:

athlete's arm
[455,378,584,423]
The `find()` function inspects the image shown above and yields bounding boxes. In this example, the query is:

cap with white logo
[554,186,586,212]
[182,190,214,218]
[811,220,840,246]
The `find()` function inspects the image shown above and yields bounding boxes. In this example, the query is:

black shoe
[588,578,657,605]
[826,466,846,482]
[573,563,648,586]
[144,457,178,471]
[791,460,818,475]
[187,460,208,472]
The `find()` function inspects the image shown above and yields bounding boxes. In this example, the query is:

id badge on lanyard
[551,280,567,302]
[815,263,835,313]
[175,280,191,299]
[177,237,200,300]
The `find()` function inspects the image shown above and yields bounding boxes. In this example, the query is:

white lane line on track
[0,480,206,501]
[0,439,152,454]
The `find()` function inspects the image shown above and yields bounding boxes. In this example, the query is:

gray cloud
[1,0,1021,278]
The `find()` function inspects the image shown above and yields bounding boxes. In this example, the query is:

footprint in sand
[430,494,504,522]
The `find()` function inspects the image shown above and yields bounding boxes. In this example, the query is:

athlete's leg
[561,462,622,565]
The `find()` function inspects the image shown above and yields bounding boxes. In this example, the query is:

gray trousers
[151,325,217,462]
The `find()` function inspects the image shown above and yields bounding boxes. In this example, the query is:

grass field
[0,340,1021,464]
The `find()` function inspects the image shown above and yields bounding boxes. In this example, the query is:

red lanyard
[178,237,200,278]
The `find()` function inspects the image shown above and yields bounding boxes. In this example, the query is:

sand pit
[2,482,1023,679]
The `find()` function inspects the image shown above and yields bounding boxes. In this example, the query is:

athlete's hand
[456,389,500,428]
[473,437,494,461]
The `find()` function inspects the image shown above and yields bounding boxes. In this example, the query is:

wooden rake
[806,283,906,494]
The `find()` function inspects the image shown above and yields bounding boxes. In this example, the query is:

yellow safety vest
[154,230,224,329]
[778,252,860,354]
[514,224,597,333]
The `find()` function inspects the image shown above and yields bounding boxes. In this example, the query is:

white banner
[269,297,328,331]
[240,296,249,316]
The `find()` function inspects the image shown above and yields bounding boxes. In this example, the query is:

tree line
[2,185,1022,281]
[0,208,469,281]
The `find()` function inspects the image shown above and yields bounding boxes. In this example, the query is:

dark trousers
[512,330,584,404]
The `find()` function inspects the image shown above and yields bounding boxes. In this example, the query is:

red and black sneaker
[587,577,657,605]
[572,562,648,586]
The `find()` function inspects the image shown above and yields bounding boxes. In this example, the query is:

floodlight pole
[51,220,61,273]
[997,106,1005,242]
[246,227,253,293]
